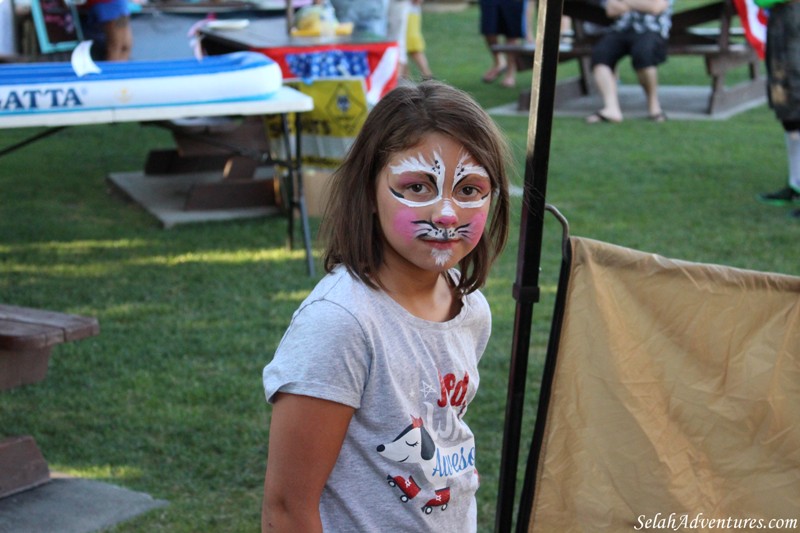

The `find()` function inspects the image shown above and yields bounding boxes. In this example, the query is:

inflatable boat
[0,51,289,127]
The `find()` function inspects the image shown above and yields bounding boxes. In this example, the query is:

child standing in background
[78,0,133,60]
[404,0,434,80]
[261,81,510,532]
[388,0,411,76]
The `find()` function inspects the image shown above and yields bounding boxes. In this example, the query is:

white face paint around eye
[453,151,491,209]
[388,150,445,208]
[388,148,491,210]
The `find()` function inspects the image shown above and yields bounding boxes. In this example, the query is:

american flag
[731,0,768,59]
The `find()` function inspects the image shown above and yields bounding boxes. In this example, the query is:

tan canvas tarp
[528,237,800,532]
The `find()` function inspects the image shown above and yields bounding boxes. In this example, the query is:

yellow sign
[266,77,369,168]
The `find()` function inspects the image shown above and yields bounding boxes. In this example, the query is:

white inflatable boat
[0,51,290,127]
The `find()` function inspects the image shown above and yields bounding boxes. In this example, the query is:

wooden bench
[0,304,99,499]
[495,0,764,116]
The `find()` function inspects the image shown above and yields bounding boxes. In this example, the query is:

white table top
[0,86,313,129]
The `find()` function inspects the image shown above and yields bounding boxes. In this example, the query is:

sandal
[482,66,507,83]
[648,111,668,122]
[585,111,621,124]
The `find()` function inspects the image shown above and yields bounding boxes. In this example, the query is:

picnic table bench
[494,0,764,116]
[0,304,99,498]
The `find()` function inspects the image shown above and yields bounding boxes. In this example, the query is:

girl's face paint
[375,132,494,272]
[387,149,491,210]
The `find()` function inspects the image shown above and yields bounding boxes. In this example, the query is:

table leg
[0,126,66,159]
[281,112,315,277]
[294,113,315,277]
[280,113,296,251]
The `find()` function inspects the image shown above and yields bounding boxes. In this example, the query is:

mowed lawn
[0,3,797,532]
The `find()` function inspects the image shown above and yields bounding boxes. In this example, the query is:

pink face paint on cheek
[392,207,421,243]
[467,212,488,244]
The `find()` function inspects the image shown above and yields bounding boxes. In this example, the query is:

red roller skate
[386,474,421,502]
[421,487,450,514]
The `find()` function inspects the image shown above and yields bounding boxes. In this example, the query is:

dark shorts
[590,29,668,70]
[84,0,130,24]
[480,0,525,39]
[766,2,800,123]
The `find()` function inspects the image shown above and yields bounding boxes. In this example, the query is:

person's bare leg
[482,34,507,82]
[587,63,623,122]
[410,51,433,79]
[636,66,664,119]
[526,0,536,43]
[500,37,519,87]
[560,16,572,33]
[103,16,132,61]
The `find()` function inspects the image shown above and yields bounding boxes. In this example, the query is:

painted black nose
[376,444,385,452]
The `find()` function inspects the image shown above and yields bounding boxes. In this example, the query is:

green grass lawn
[1,4,798,532]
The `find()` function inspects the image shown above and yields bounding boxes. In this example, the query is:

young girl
[262,81,510,532]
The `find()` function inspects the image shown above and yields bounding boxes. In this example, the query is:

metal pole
[494,0,565,530]
[285,1,294,35]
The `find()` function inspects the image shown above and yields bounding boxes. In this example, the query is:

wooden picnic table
[495,0,763,115]
[0,304,99,499]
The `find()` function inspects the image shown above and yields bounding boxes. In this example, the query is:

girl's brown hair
[320,80,511,293]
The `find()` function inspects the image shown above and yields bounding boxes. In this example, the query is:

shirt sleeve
[262,299,371,409]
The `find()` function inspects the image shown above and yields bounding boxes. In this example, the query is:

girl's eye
[401,177,437,200]
[456,181,489,201]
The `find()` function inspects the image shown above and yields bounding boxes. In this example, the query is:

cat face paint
[376,132,493,272]
[388,151,491,210]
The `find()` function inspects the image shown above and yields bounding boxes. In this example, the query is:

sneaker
[757,186,800,206]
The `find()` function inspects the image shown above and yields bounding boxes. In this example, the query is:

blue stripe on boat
[0,92,281,117]
[0,52,274,85]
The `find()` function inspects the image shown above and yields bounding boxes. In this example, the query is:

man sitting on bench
[585,0,672,124]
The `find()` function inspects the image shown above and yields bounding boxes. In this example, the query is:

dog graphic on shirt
[377,415,476,515]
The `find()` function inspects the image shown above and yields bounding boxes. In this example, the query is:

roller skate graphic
[378,415,476,516]
[386,474,421,502]
[421,487,450,514]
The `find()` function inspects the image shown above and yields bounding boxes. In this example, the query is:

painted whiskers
[388,149,490,266]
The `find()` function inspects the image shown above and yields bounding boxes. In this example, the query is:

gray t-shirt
[263,265,491,532]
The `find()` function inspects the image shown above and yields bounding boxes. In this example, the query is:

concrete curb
[0,477,168,533]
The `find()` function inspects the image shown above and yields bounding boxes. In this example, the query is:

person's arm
[606,0,668,17]
[605,0,630,18]
[626,0,669,14]
[262,393,355,533]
